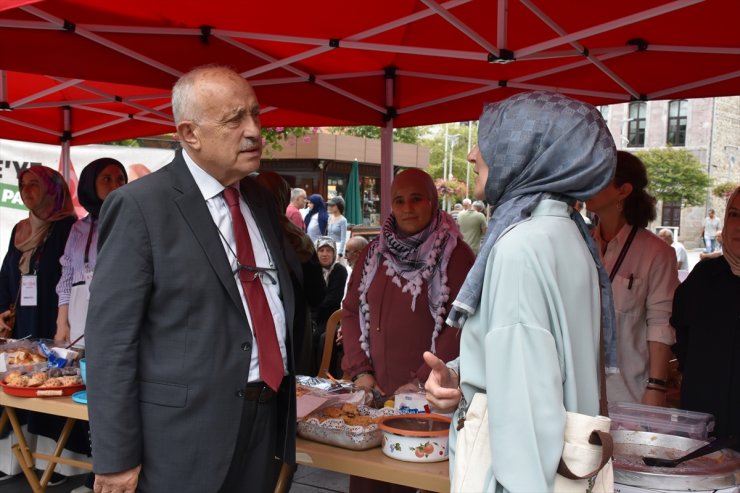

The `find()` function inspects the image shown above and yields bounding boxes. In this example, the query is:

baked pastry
[27,372,48,387]
[5,370,25,386]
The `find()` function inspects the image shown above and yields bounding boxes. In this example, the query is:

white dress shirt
[593,224,679,403]
[183,151,287,382]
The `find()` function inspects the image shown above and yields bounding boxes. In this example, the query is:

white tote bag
[451,393,490,493]
[451,393,614,493]
[553,411,614,493]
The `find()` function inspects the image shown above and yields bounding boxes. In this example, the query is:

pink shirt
[286,204,305,231]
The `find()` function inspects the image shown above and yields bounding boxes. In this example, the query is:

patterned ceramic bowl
[377,414,451,462]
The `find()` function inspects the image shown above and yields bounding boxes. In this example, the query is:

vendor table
[0,393,451,493]
[296,437,450,492]
[0,393,91,493]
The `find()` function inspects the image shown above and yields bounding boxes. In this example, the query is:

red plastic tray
[1,381,85,397]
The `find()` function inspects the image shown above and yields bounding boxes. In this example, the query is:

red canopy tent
[0,0,739,217]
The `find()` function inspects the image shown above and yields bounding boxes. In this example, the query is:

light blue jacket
[449,200,601,492]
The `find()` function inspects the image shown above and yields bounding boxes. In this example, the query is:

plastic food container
[377,414,451,462]
[609,402,714,440]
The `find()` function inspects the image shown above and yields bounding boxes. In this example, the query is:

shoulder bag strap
[608,226,638,282]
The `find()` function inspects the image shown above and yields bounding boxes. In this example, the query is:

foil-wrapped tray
[297,405,397,451]
[613,430,740,490]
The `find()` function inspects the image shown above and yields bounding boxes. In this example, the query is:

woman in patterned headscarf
[341,168,475,493]
[0,166,77,483]
[0,166,76,340]
[425,91,617,492]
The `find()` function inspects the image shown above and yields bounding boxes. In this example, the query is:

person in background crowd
[344,236,368,275]
[0,166,77,485]
[702,208,722,254]
[672,186,740,450]
[56,158,128,346]
[286,188,307,231]
[313,236,348,376]
[255,171,325,377]
[700,228,724,260]
[54,158,127,491]
[335,235,369,347]
[326,196,348,260]
[457,197,487,255]
[589,151,679,406]
[658,228,688,271]
[304,194,328,243]
[425,91,616,492]
[85,65,297,493]
[450,202,463,222]
[342,168,474,493]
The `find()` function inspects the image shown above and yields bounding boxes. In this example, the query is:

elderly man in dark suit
[85,65,297,493]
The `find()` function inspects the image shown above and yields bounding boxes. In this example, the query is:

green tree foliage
[636,148,711,207]
[423,123,477,187]
[328,125,424,144]
[713,181,739,199]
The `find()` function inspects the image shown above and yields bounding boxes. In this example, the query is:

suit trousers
[217,394,279,493]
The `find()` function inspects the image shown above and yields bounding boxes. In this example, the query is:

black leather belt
[243,382,278,403]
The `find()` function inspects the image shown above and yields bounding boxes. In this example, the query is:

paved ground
[0,466,350,492]
[0,248,707,493]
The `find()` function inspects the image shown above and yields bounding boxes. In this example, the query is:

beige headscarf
[722,186,740,276]
[14,167,75,274]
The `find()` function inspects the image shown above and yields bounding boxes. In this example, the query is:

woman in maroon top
[341,169,475,493]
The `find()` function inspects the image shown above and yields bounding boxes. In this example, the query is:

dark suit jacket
[85,151,297,492]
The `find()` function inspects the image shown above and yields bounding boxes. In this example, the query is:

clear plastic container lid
[608,401,715,439]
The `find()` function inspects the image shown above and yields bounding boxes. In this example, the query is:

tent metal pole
[61,106,71,182]
[380,69,395,224]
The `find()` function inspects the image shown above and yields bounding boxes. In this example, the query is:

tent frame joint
[384,106,397,121]
[62,19,75,32]
[627,38,649,51]
[488,49,515,64]
[200,25,212,45]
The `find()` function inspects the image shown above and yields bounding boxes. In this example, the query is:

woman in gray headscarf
[425,91,616,492]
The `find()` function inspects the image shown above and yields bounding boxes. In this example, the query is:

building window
[661,201,681,228]
[598,105,610,121]
[667,99,687,146]
[627,102,646,147]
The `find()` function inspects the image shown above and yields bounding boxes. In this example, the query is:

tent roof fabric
[0,0,738,144]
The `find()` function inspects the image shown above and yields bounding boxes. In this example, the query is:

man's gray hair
[347,236,369,249]
[291,188,306,201]
[462,198,472,207]
[172,65,240,125]
[658,228,674,241]
[473,200,485,212]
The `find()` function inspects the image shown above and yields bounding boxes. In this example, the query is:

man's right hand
[94,465,141,493]
[423,351,462,414]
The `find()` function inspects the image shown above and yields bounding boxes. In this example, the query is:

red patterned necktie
[222,186,283,391]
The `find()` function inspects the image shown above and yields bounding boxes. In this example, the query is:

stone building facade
[600,96,740,248]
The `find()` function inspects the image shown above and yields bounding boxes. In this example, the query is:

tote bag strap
[557,430,614,480]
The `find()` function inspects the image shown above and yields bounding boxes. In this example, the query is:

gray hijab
[446,91,619,369]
